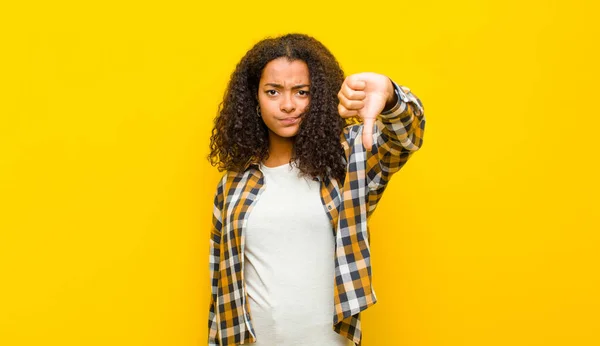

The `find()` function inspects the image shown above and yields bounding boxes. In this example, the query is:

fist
[337,72,396,150]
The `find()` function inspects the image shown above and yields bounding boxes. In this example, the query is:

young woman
[207,33,425,346]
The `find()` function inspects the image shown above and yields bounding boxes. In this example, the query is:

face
[258,57,311,141]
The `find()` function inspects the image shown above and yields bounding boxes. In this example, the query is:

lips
[278,116,301,125]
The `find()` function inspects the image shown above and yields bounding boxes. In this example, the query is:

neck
[264,132,294,167]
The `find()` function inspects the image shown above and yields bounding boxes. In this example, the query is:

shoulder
[212,170,239,208]
[215,169,255,193]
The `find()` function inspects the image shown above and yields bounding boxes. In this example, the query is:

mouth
[278,116,301,125]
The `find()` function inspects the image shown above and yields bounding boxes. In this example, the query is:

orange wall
[1,1,599,345]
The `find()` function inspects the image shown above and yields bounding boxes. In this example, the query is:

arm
[338,74,425,217]
[338,73,425,191]
[208,176,225,345]
[366,80,425,191]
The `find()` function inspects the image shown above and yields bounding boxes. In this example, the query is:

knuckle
[342,77,351,88]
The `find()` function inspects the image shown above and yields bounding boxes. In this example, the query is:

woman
[207,33,425,346]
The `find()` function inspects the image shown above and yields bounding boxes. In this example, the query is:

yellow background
[1,0,599,345]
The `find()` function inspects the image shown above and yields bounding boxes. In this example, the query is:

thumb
[362,117,375,151]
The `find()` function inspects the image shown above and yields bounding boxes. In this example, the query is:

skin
[258,57,397,167]
[258,58,311,167]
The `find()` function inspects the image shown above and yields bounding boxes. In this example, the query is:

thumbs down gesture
[337,73,397,150]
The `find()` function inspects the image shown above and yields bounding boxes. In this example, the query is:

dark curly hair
[208,33,354,182]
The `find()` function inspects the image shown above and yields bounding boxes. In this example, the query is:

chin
[276,126,301,138]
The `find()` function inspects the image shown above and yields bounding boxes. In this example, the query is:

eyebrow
[263,83,310,90]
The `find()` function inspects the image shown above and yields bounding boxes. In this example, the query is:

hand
[337,72,396,150]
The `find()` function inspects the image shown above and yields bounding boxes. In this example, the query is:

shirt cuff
[380,80,410,115]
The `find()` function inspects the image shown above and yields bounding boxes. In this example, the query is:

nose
[280,93,296,113]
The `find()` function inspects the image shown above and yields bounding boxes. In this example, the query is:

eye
[266,90,278,96]
[298,90,310,96]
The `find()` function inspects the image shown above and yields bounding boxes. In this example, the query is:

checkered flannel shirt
[208,82,425,345]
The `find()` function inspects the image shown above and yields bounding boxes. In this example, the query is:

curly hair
[208,33,354,182]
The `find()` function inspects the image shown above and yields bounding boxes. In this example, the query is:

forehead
[260,57,309,83]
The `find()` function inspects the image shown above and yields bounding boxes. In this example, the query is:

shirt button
[328,205,333,210]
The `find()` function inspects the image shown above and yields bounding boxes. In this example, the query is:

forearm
[378,80,425,154]
[365,80,425,191]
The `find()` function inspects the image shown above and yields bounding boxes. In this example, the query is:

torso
[244,162,350,346]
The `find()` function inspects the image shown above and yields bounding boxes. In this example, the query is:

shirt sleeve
[208,176,225,345]
[366,80,426,192]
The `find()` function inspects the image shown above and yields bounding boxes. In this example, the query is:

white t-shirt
[244,162,351,346]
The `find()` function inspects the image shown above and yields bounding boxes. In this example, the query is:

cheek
[257,94,266,110]
[259,101,278,118]
[296,98,311,114]
[258,95,274,113]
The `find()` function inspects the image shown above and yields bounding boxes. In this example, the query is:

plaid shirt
[208,82,425,345]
